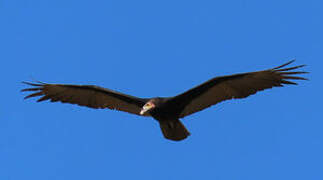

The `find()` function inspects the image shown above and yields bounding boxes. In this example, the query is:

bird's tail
[159,120,190,141]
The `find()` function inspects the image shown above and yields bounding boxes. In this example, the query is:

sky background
[1,0,322,179]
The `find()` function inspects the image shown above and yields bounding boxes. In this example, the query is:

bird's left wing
[21,82,149,116]
[166,60,308,118]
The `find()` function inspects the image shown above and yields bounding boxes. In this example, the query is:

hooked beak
[140,103,154,115]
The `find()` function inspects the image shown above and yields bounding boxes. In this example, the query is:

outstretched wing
[167,60,308,118]
[21,82,149,116]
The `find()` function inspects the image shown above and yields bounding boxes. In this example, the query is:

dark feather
[166,61,308,118]
[22,82,149,116]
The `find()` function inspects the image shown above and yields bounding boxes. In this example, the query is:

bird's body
[22,61,308,141]
[143,98,191,141]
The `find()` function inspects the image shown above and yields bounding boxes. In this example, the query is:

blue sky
[1,0,322,179]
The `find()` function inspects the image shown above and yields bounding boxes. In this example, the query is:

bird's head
[140,101,156,115]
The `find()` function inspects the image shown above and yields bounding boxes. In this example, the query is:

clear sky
[1,0,322,179]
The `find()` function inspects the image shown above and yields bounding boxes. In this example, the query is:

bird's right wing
[21,82,149,116]
[167,60,308,118]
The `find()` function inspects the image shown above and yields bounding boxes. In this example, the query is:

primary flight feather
[22,60,308,141]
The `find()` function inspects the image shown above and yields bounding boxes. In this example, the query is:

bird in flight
[22,60,307,141]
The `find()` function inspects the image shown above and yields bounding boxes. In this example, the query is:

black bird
[21,61,307,141]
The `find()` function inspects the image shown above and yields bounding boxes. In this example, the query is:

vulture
[22,60,307,141]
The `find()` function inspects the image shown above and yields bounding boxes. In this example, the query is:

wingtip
[22,81,40,86]
[21,87,42,92]
[273,59,296,70]
[22,80,47,86]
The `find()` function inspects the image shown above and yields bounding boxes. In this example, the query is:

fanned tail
[159,120,190,141]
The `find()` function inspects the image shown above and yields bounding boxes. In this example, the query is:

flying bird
[22,60,307,141]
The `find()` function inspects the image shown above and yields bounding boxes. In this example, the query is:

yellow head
[140,102,155,115]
